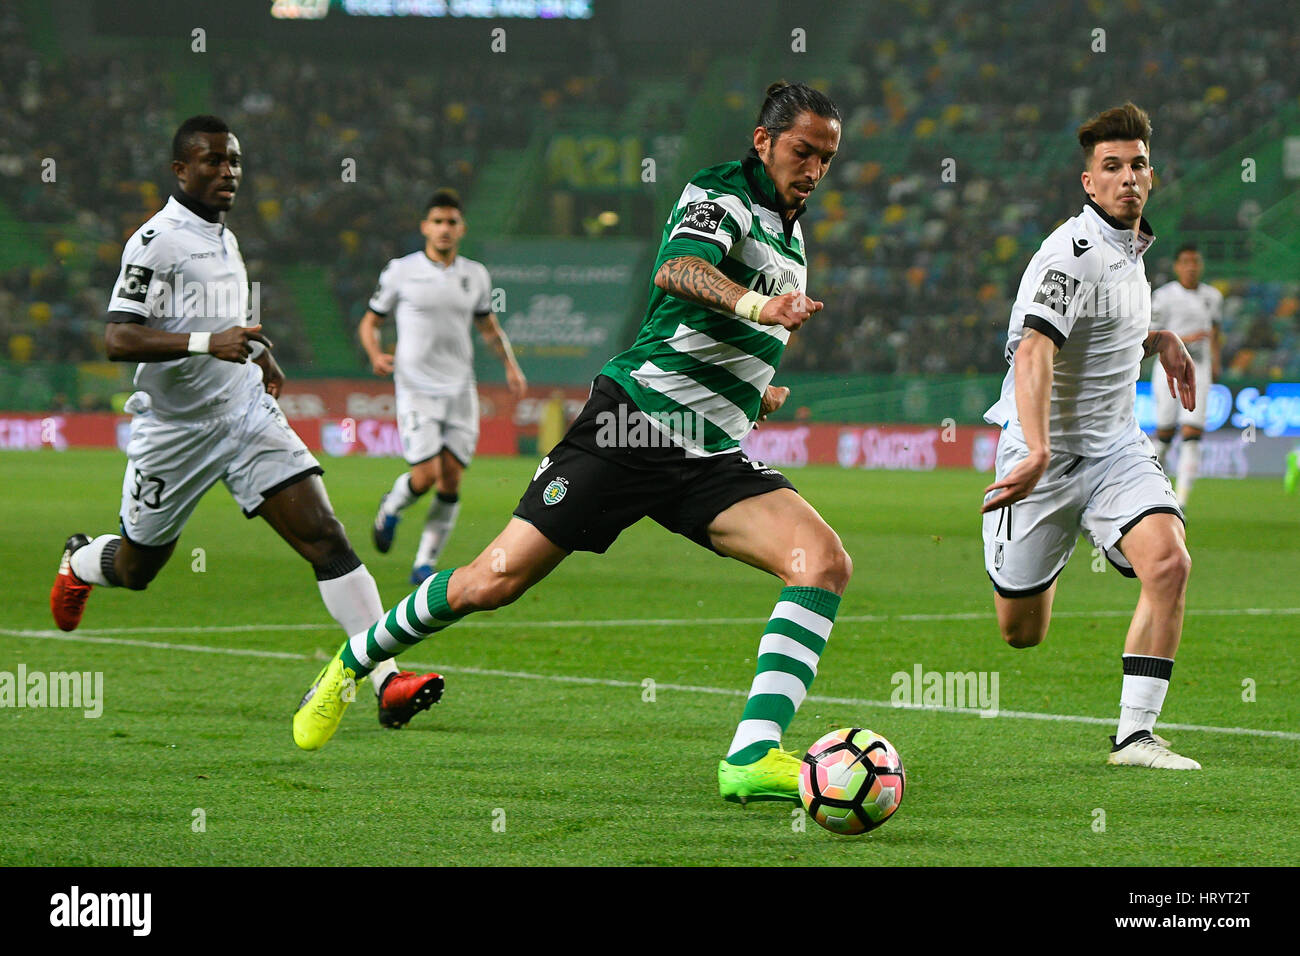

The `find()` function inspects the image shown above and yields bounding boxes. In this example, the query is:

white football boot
[1107,731,1202,770]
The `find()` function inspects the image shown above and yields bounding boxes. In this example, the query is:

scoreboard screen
[271,0,592,18]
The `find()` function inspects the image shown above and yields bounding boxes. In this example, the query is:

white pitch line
[5,628,1299,742]
[2,605,1298,639]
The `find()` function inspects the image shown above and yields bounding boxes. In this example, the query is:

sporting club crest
[542,477,569,506]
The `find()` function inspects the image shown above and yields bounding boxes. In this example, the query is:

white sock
[1153,437,1172,471]
[1176,439,1200,507]
[381,473,421,516]
[70,534,121,587]
[414,493,460,569]
[316,564,397,695]
[1116,658,1172,743]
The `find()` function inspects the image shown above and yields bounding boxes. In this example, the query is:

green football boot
[293,646,359,751]
[718,747,802,804]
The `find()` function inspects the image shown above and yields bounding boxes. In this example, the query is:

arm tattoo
[657,256,748,312]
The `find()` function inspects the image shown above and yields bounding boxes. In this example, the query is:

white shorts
[396,386,480,466]
[1153,346,1210,431]
[119,388,322,546]
[982,432,1183,596]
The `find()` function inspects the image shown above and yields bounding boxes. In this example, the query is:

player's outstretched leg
[256,474,444,730]
[1106,513,1200,770]
[707,490,852,804]
[50,532,174,630]
[293,518,566,750]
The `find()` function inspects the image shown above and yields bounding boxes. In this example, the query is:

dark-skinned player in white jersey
[50,115,444,730]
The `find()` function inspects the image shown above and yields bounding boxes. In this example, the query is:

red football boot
[50,534,94,632]
[377,671,445,728]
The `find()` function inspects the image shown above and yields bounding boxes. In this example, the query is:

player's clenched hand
[209,325,272,363]
[980,449,1050,513]
[759,384,789,421]
[758,292,823,331]
[1156,332,1197,412]
[371,352,395,376]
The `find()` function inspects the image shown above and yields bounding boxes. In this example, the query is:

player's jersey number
[131,471,166,509]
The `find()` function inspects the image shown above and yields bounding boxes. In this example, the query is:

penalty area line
[4,628,1299,743]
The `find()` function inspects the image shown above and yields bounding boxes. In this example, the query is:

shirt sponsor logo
[752,267,801,296]
[116,264,154,304]
[681,200,724,234]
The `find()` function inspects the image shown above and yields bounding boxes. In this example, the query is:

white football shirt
[107,192,261,419]
[368,251,493,398]
[1151,279,1222,362]
[985,199,1156,457]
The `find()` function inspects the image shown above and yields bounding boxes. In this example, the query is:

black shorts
[513,376,796,554]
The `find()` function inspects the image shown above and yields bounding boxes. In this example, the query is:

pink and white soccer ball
[798,727,906,835]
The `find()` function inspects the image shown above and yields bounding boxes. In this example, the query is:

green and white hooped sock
[339,569,462,679]
[726,586,840,766]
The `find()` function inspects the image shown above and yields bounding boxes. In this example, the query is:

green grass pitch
[2,449,1297,866]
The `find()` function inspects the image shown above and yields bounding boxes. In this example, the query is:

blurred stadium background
[2,0,1297,473]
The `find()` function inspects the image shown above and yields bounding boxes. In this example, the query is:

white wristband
[734,290,772,323]
[187,332,211,355]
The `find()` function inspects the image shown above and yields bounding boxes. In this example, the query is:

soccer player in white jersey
[981,103,1203,770]
[360,189,526,585]
[49,115,444,730]
[1150,243,1223,506]
[293,83,851,808]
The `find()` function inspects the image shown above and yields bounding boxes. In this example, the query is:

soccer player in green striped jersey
[295,82,847,805]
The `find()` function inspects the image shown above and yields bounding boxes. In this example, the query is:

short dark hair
[755,81,841,140]
[172,114,231,163]
[1175,242,1200,258]
[1077,102,1152,166]
[425,189,462,215]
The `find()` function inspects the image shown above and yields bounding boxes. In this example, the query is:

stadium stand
[0,0,1296,399]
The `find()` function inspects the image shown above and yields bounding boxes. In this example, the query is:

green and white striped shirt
[601,151,808,456]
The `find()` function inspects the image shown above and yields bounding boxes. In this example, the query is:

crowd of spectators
[0,12,622,373]
[0,0,1296,389]
[782,0,1299,377]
